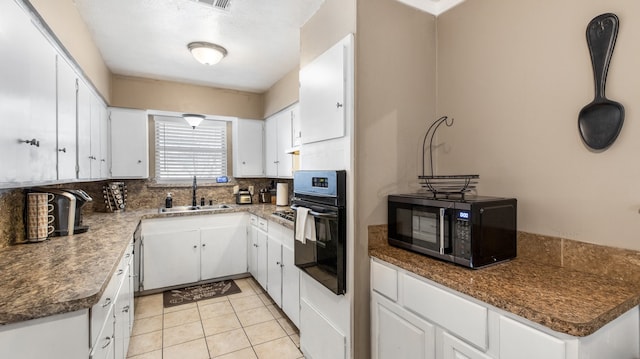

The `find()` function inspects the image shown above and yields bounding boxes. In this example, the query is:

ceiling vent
[190,0,231,11]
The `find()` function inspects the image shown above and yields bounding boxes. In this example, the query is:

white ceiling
[72,0,324,93]
[396,0,465,16]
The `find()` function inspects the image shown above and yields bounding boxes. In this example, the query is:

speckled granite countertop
[370,244,640,337]
[0,203,291,326]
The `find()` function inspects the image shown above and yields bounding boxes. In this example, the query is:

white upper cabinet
[265,105,294,178]
[291,103,301,147]
[77,80,92,180]
[99,104,109,177]
[299,35,352,144]
[232,118,264,178]
[0,0,56,185]
[56,56,78,181]
[110,107,149,178]
[78,79,107,180]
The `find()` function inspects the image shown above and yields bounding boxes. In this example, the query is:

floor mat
[163,280,241,308]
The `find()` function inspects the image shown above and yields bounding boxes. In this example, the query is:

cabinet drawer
[258,217,268,232]
[499,316,565,359]
[371,260,398,301]
[250,214,258,226]
[403,274,488,350]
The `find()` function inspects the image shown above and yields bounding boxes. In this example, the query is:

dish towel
[295,207,316,243]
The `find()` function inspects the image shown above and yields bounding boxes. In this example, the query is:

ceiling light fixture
[183,114,206,128]
[187,42,228,65]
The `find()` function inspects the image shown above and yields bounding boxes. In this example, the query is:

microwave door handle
[439,208,445,254]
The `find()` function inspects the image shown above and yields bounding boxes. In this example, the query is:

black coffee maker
[49,189,92,236]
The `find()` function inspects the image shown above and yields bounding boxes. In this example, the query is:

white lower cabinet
[281,244,300,326]
[267,233,283,306]
[201,222,248,280]
[0,310,89,359]
[248,215,268,289]
[442,331,492,359]
[372,292,435,359]
[371,258,640,359]
[247,215,300,327]
[141,213,249,291]
[91,240,135,359]
[142,229,200,290]
[499,316,565,359]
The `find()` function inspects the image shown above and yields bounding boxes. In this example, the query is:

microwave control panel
[454,210,471,260]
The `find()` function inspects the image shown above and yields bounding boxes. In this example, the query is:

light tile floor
[127,277,303,359]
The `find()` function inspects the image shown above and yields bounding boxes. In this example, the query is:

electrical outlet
[248,186,254,195]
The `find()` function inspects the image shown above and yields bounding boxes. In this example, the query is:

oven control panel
[312,177,329,188]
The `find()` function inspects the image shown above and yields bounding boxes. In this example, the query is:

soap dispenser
[165,192,173,208]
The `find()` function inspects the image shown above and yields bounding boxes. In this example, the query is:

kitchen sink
[158,204,232,213]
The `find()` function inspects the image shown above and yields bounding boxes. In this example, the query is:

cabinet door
[372,293,435,359]
[200,223,248,281]
[233,119,264,178]
[26,17,57,183]
[114,265,131,359]
[56,56,78,181]
[499,316,565,359]
[77,80,92,180]
[248,224,259,279]
[110,107,149,178]
[142,230,200,290]
[99,105,109,178]
[0,0,56,184]
[256,229,268,290]
[267,236,283,307]
[291,103,301,147]
[276,110,293,178]
[0,0,32,183]
[299,36,349,144]
[442,331,492,359]
[264,115,278,177]
[90,95,102,178]
[281,245,300,327]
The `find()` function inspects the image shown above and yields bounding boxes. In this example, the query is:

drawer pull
[101,336,112,349]
[102,298,111,307]
[122,305,130,313]
[117,269,124,276]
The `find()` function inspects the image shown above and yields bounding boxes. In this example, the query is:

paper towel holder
[276,183,289,206]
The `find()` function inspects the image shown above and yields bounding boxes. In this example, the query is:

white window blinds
[155,117,227,181]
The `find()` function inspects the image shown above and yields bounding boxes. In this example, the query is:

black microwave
[388,194,517,268]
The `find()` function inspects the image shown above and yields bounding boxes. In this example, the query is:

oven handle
[290,204,338,218]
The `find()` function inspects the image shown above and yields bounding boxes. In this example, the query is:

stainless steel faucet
[192,176,197,207]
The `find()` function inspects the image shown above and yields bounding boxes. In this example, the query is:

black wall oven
[292,170,346,295]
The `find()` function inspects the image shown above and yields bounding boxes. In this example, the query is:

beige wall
[111,75,264,119]
[29,0,111,102]
[301,0,357,67]
[355,0,437,357]
[263,68,299,118]
[436,0,640,250]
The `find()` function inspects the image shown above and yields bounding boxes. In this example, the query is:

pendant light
[188,42,228,66]
[183,114,205,129]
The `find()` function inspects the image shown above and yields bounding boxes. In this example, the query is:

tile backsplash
[0,178,291,249]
